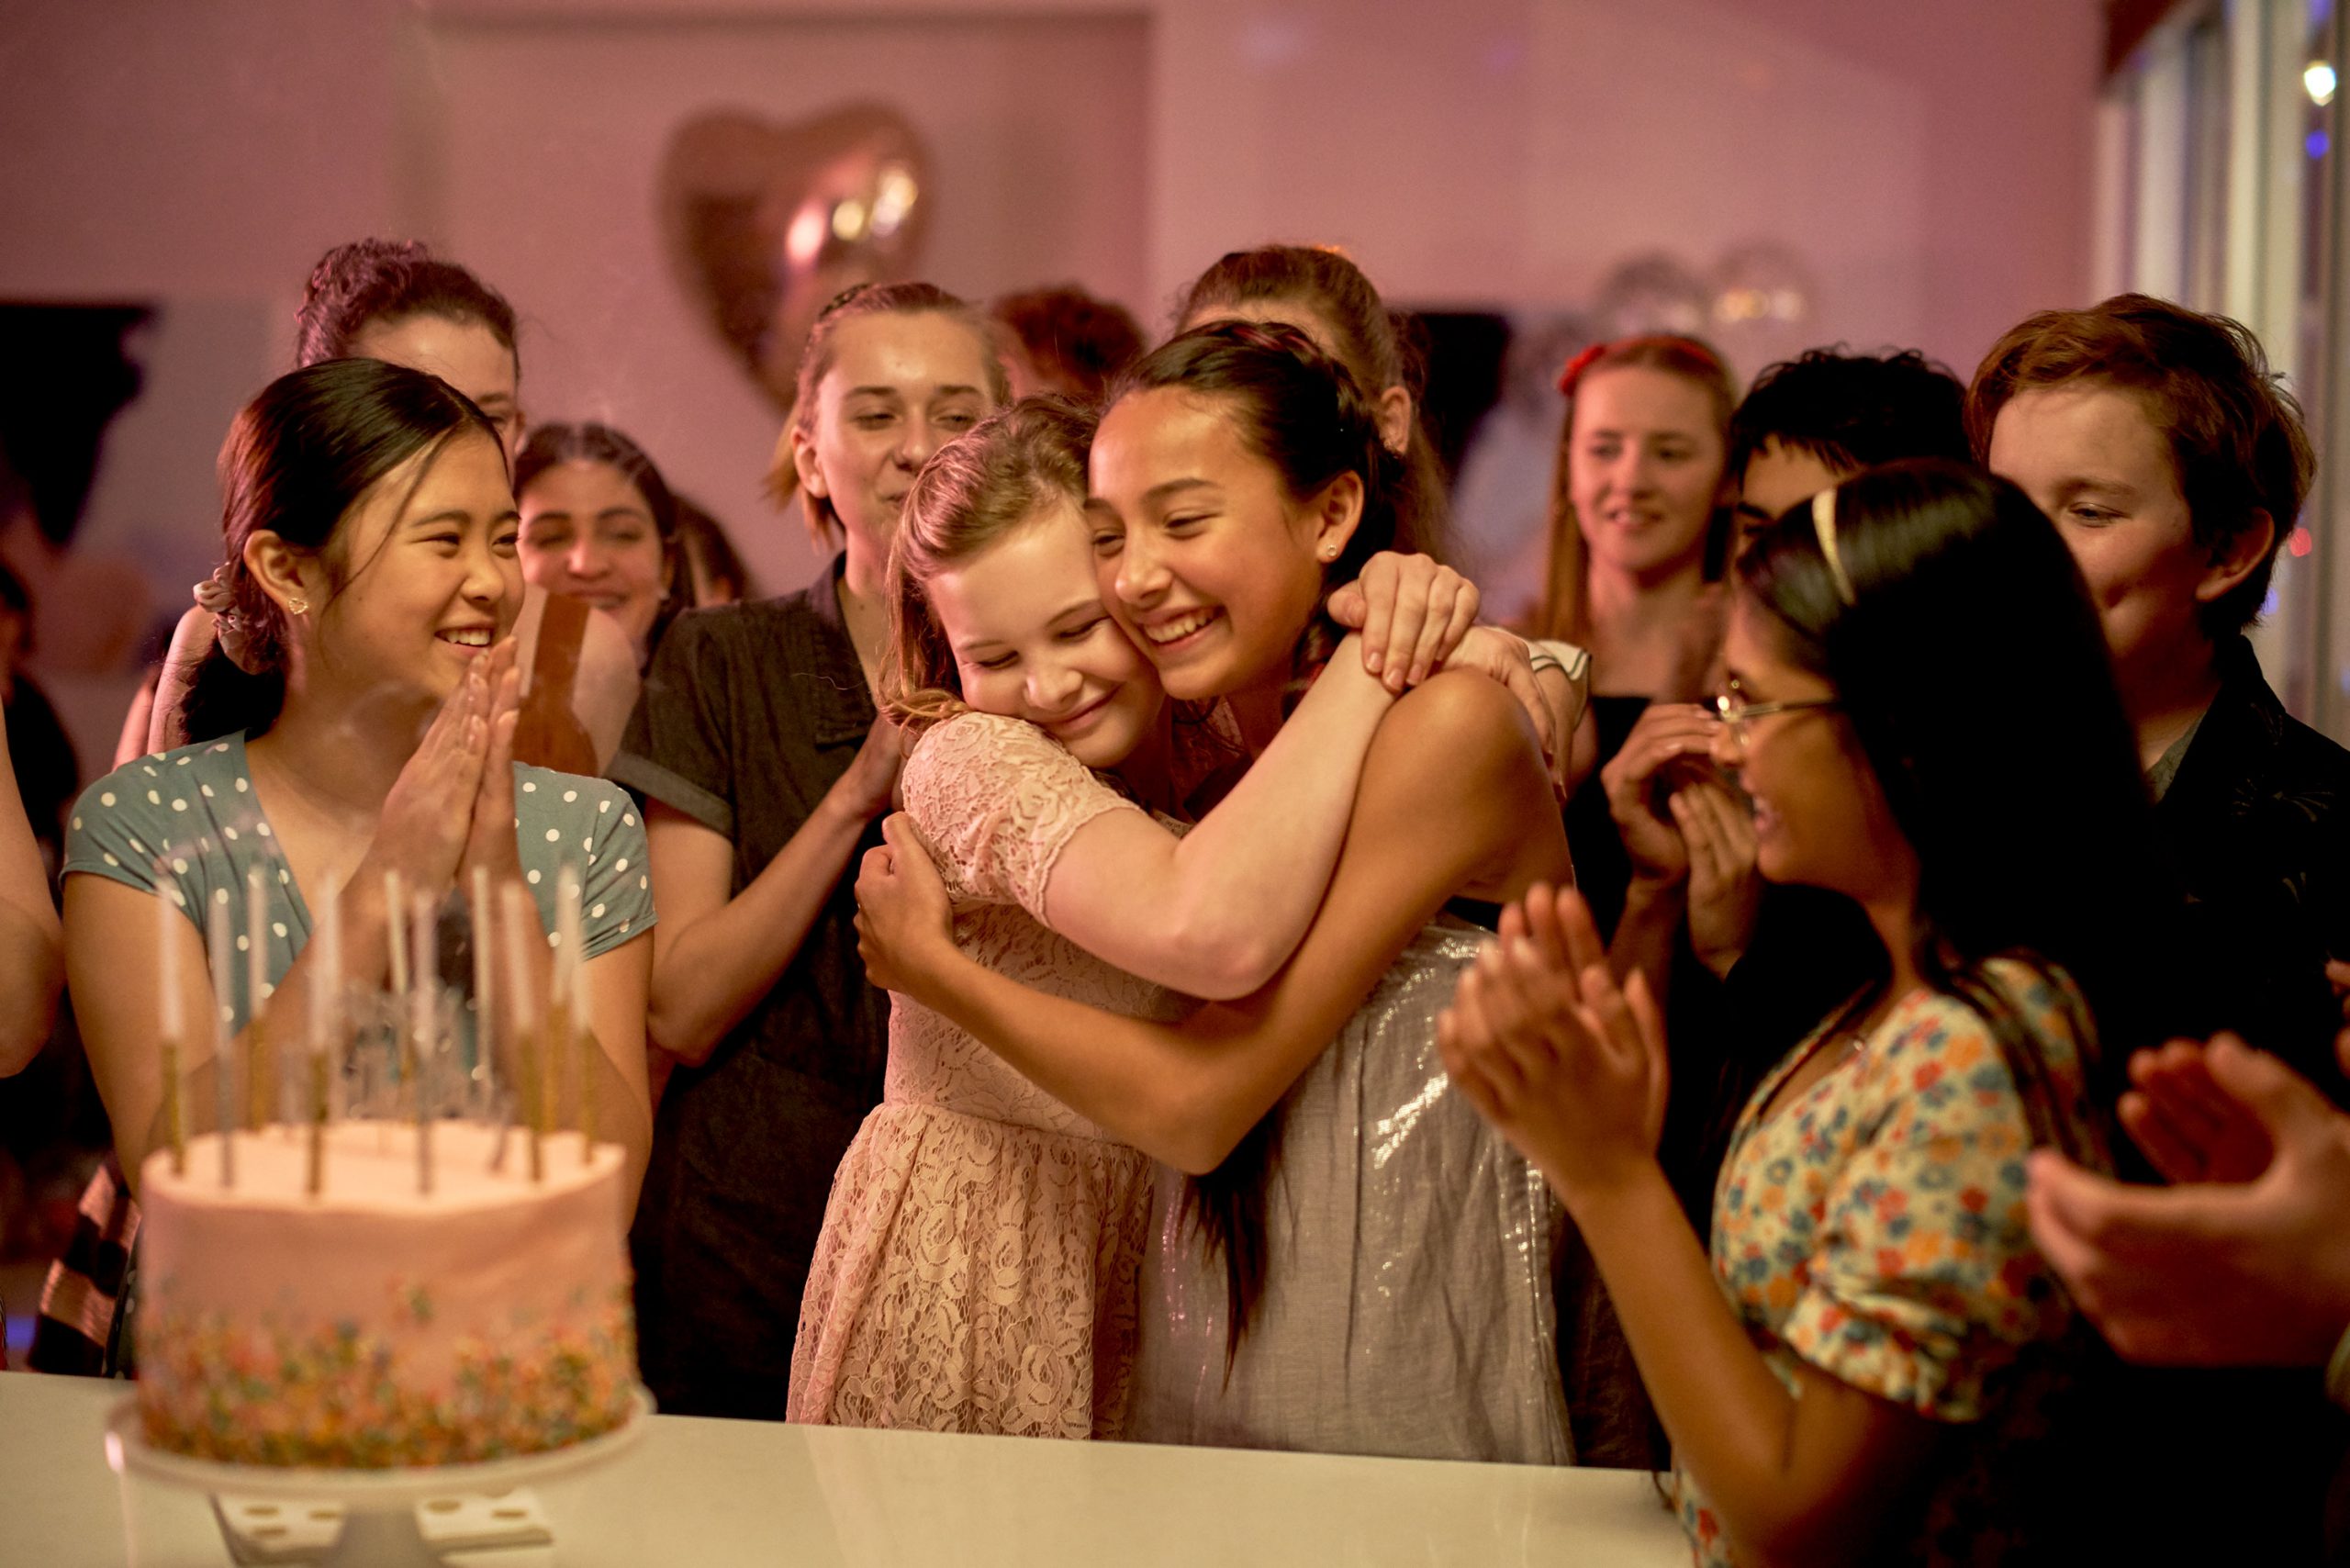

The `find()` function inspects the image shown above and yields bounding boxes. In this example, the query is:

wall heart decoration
[658,104,933,417]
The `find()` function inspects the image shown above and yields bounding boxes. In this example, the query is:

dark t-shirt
[1561,694,1650,941]
[611,557,890,1420]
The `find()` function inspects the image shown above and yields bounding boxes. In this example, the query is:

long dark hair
[513,421,694,658]
[1104,317,1425,1352]
[182,359,503,742]
[1737,459,2173,1143]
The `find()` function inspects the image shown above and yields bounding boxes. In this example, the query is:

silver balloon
[660,105,933,416]
[1591,253,1711,342]
[1709,242,1817,369]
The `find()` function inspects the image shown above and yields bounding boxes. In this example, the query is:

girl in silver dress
[855,320,1583,1464]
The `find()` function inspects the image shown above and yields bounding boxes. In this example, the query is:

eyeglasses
[1713,684,1841,745]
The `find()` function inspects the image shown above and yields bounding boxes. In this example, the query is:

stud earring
[286,596,309,616]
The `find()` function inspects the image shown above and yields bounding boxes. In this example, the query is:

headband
[1811,487,1856,605]
[1556,334,1729,397]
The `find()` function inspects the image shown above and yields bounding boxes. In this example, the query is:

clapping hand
[373,655,494,900]
[2028,1034,2350,1367]
[1438,883,1670,1207]
[455,637,524,888]
[2120,1037,2277,1185]
[1600,704,1718,886]
[1671,780,1762,979]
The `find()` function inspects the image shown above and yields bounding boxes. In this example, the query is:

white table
[0,1370,1691,1567]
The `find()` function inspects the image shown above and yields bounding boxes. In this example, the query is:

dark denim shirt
[612,555,891,1420]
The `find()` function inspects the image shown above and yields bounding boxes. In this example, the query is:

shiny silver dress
[1124,915,1576,1464]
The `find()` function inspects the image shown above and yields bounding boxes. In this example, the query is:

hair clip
[1557,342,1607,396]
[817,281,877,319]
[1811,487,1856,605]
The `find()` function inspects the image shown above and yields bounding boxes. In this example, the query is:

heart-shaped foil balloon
[659,105,933,415]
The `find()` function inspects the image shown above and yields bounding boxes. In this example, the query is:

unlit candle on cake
[206,895,235,1186]
[246,867,270,1130]
[554,867,581,1147]
[469,865,496,1110]
[384,869,408,1001]
[158,884,186,1174]
[411,890,434,1196]
[574,912,595,1158]
[307,889,339,1195]
[499,881,543,1182]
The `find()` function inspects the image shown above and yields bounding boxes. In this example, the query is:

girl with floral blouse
[1439,461,2176,1565]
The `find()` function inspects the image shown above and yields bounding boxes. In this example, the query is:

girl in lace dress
[855,323,1587,1464]
[787,397,1530,1436]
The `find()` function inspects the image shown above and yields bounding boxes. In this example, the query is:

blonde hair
[1534,334,1737,643]
[767,281,1013,551]
[878,395,1095,733]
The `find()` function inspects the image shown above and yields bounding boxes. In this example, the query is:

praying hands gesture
[366,637,523,906]
[1603,704,1762,996]
[1438,882,1670,1204]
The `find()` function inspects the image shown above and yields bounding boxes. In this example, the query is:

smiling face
[1086,386,1358,705]
[924,498,1165,769]
[279,429,520,711]
[796,311,997,558]
[1710,592,1911,905]
[1986,383,2245,711]
[1571,364,1727,582]
[350,313,524,462]
[517,458,669,656]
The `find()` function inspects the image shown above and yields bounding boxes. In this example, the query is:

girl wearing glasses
[1440,461,2168,1564]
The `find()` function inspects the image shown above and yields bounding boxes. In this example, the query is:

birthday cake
[134,1122,636,1468]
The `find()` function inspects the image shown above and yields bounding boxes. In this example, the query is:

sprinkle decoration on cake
[135,1125,635,1468]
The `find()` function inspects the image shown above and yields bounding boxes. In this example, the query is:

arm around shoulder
[874,671,1561,1174]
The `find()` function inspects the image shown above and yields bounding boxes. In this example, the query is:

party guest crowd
[10,230,2350,1565]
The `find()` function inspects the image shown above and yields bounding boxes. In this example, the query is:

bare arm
[1441,888,1940,1567]
[861,672,1569,1173]
[572,610,642,773]
[1042,636,1395,998]
[1570,1169,1942,1565]
[644,718,900,1065]
[146,605,219,756]
[0,721,61,1074]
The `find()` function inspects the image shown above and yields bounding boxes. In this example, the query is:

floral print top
[1675,958,2108,1567]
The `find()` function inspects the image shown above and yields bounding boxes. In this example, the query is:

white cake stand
[105,1387,654,1566]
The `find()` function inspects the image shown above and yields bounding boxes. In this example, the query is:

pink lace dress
[788,711,1193,1437]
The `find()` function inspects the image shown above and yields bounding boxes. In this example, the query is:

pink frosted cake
[135,1123,636,1468]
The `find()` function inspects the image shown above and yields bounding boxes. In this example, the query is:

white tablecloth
[0,1369,1693,1567]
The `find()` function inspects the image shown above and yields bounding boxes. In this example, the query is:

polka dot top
[62,734,655,1036]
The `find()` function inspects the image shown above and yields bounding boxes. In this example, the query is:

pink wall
[1146,0,2100,375]
[0,0,2101,724]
